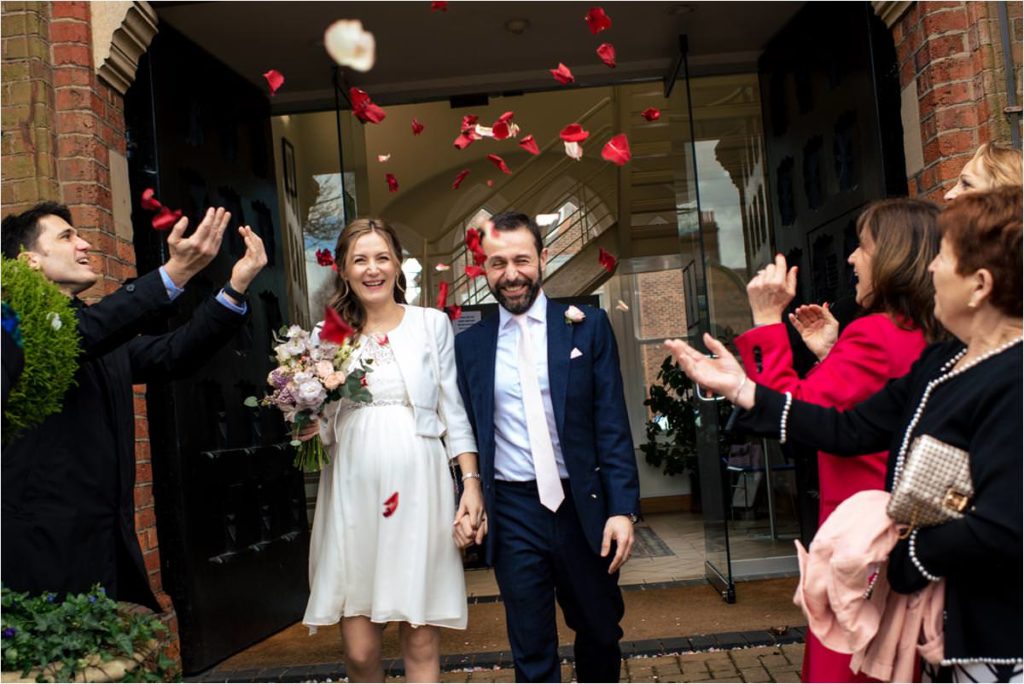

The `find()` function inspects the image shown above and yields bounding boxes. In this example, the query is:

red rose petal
[383,491,399,517]
[601,133,631,166]
[350,87,387,124]
[436,281,449,309]
[321,306,355,344]
[597,43,616,68]
[486,180,494,187]
[263,69,285,95]
[598,247,618,273]
[496,111,515,124]
[465,227,482,252]
[465,264,485,279]
[315,248,335,267]
[140,188,162,212]
[452,169,470,190]
[487,154,512,175]
[385,173,399,193]
[641,107,661,122]
[585,7,612,35]
[519,135,541,155]
[446,305,462,321]
[460,114,479,132]
[411,118,425,135]
[559,123,590,143]
[550,62,575,85]
[453,132,475,150]
[431,1,448,11]
[492,120,510,140]
[151,207,182,231]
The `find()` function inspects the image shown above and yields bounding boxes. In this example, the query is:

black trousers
[493,480,625,683]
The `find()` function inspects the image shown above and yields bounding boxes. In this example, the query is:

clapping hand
[789,303,839,361]
[163,207,231,288]
[663,333,756,409]
[228,225,268,296]
[747,254,798,326]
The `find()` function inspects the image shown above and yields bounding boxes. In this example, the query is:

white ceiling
[154,1,803,112]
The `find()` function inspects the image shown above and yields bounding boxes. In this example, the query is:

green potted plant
[1,584,178,682]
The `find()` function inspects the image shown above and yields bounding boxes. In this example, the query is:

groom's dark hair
[489,211,544,255]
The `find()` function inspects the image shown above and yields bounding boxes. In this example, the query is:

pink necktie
[515,315,564,512]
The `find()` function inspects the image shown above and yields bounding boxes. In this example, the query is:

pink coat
[794,490,945,682]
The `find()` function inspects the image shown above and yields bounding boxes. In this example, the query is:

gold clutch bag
[887,434,974,528]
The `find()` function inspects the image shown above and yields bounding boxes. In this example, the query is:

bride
[299,218,485,682]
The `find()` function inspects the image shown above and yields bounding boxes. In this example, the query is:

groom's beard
[490,274,542,315]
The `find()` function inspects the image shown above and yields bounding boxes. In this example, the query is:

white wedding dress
[302,327,467,631]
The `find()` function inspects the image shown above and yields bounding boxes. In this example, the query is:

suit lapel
[546,298,572,437]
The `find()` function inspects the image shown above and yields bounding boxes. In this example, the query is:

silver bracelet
[731,375,749,404]
[461,472,481,482]
[779,391,793,444]
[908,528,941,582]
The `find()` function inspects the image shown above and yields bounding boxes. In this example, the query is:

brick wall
[894,1,1023,201]
[1,0,177,654]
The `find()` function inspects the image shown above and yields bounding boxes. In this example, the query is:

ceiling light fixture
[504,18,530,35]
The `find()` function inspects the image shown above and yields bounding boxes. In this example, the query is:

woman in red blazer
[733,198,943,683]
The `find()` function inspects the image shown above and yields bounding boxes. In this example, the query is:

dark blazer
[454,297,639,565]
[739,340,1022,663]
[1,270,247,611]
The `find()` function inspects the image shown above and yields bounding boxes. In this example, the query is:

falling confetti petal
[321,306,355,344]
[323,19,376,72]
[564,141,583,160]
[411,118,425,135]
[263,69,284,95]
[383,491,399,517]
[465,264,485,279]
[597,43,616,68]
[151,207,181,231]
[486,179,494,187]
[452,169,471,189]
[436,281,449,309]
[140,188,162,211]
[487,154,512,175]
[641,107,661,122]
[550,63,575,85]
[598,247,618,273]
[431,1,448,11]
[315,248,335,267]
[453,133,475,150]
[616,300,630,312]
[446,305,462,320]
[601,133,632,166]
[377,154,391,162]
[350,87,386,124]
[519,135,541,155]
[435,263,452,272]
[584,7,612,34]
[385,173,399,192]
[559,123,590,142]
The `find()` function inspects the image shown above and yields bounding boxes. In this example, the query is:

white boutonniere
[564,305,586,325]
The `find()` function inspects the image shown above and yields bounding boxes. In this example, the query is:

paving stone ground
[417,643,805,683]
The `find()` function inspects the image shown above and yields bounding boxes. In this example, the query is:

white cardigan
[314,305,477,461]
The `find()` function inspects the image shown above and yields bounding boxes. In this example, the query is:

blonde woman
[945,141,1022,201]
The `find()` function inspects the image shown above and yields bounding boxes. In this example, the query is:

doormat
[632,525,675,559]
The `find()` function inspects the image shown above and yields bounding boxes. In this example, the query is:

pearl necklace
[891,337,1023,487]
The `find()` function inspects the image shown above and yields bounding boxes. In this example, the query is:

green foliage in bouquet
[1,584,178,682]
[1,257,81,444]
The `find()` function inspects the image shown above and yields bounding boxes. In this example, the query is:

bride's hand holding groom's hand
[453,476,487,549]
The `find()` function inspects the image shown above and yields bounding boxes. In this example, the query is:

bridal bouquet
[246,309,372,472]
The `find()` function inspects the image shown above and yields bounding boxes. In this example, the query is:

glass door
[665,38,735,602]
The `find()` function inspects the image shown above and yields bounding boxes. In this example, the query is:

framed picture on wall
[282,138,297,198]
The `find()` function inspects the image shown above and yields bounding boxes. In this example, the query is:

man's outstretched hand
[163,207,231,288]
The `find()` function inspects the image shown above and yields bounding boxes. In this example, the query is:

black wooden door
[125,27,308,675]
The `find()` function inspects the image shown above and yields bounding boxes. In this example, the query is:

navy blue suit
[455,297,639,682]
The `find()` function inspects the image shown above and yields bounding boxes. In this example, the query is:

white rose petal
[47,312,62,330]
[564,141,583,161]
[324,19,376,72]
[377,154,391,162]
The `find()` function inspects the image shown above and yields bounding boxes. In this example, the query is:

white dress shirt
[493,291,569,482]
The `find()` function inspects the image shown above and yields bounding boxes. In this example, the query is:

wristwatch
[222,281,248,304]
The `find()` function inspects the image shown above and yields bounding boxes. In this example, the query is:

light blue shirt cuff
[215,290,248,315]
[158,266,185,301]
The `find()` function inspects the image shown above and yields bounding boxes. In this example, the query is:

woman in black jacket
[666,187,1022,683]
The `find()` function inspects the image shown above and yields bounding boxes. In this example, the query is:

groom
[455,211,639,682]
